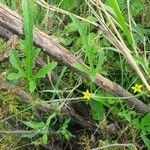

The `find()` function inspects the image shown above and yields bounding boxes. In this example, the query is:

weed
[8,0,57,92]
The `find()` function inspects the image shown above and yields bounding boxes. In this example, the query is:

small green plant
[22,110,73,145]
[118,110,150,149]
[57,118,74,140]
[108,0,134,47]
[82,90,107,123]
[8,0,57,92]
[69,14,106,80]
[133,112,150,149]
[22,110,58,144]
[89,100,105,122]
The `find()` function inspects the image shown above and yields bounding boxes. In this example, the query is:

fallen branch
[0,4,150,113]
[0,76,96,129]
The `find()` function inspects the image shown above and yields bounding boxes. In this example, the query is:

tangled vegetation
[0,0,150,149]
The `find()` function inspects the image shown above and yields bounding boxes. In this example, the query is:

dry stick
[91,143,135,150]
[0,4,150,113]
[0,130,44,135]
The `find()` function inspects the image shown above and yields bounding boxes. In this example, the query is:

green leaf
[58,118,74,140]
[118,112,131,122]
[87,16,98,22]
[34,48,41,58]
[41,89,63,93]
[22,0,33,50]
[29,79,36,93]
[141,133,150,149]
[56,0,80,10]
[131,0,143,17]
[7,72,24,80]
[22,0,34,78]
[9,48,24,74]
[86,45,95,73]
[62,130,74,140]
[73,63,89,73]
[107,98,115,104]
[69,13,96,75]
[69,13,87,45]
[21,131,36,139]
[41,134,48,144]
[133,118,140,129]
[34,62,57,79]
[89,100,105,122]
[95,49,105,73]
[22,121,45,130]
[87,33,97,43]
[46,110,59,126]
[134,56,149,73]
[108,0,133,46]
[66,22,78,32]
[103,4,116,16]
[141,113,150,132]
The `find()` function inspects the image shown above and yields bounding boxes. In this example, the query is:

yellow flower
[131,84,142,93]
[82,89,92,101]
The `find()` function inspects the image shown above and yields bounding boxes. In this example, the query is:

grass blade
[109,0,133,46]
[22,0,34,78]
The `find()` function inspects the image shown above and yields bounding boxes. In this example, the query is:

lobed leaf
[9,48,24,75]
[34,62,57,79]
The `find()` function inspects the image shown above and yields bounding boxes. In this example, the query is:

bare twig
[0,130,39,135]
[91,143,135,150]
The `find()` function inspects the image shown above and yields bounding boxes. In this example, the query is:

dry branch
[0,4,150,113]
[0,76,96,129]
